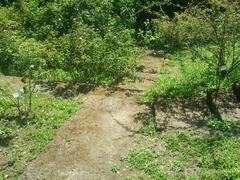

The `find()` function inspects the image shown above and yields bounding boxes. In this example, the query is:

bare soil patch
[20,51,165,180]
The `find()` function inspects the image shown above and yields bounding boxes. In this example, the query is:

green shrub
[144,45,240,104]
[53,25,140,85]
[0,30,18,75]
[0,0,141,85]
[148,13,210,49]
[143,1,240,111]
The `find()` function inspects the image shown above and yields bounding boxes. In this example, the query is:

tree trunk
[232,80,240,102]
[149,97,157,130]
[206,89,222,120]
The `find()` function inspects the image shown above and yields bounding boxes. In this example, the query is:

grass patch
[122,128,240,179]
[0,93,79,178]
[124,149,168,180]
[143,47,240,104]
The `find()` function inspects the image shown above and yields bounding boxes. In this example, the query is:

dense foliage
[0,0,141,85]
[1,0,222,85]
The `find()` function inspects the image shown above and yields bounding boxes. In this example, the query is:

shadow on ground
[153,94,240,136]
[38,81,95,98]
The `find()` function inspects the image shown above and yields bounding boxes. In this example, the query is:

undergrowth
[0,93,79,179]
[143,48,240,103]
[122,124,240,179]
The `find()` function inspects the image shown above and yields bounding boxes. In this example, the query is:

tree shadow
[154,94,240,136]
[157,97,207,127]
[113,117,140,134]
[216,92,240,119]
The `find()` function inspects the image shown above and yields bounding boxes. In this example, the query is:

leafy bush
[17,0,137,39]
[0,80,21,116]
[0,30,17,74]
[145,45,240,120]
[0,1,141,85]
[143,0,240,104]
[54,26,140,85]
[147,12,210,49]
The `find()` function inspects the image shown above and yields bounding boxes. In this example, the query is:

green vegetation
[0,92,79,178]
[122,122,240,179]
[111,164,121,174]
[144,0,240,120]
[1,0,240,179]
[0,1,142,177]
[124,149,168,180]
[2,1,238,87]
[144,47,240,101]
[0,0,141,85]
[0,67,36,119]
[121,1,240,179]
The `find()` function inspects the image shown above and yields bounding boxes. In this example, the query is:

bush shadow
[38,81,95,98]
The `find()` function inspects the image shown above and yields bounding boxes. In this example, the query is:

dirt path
[20,51,165,180]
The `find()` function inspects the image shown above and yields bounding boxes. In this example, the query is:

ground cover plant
[122,124,240,180]
[0,79,79,178]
